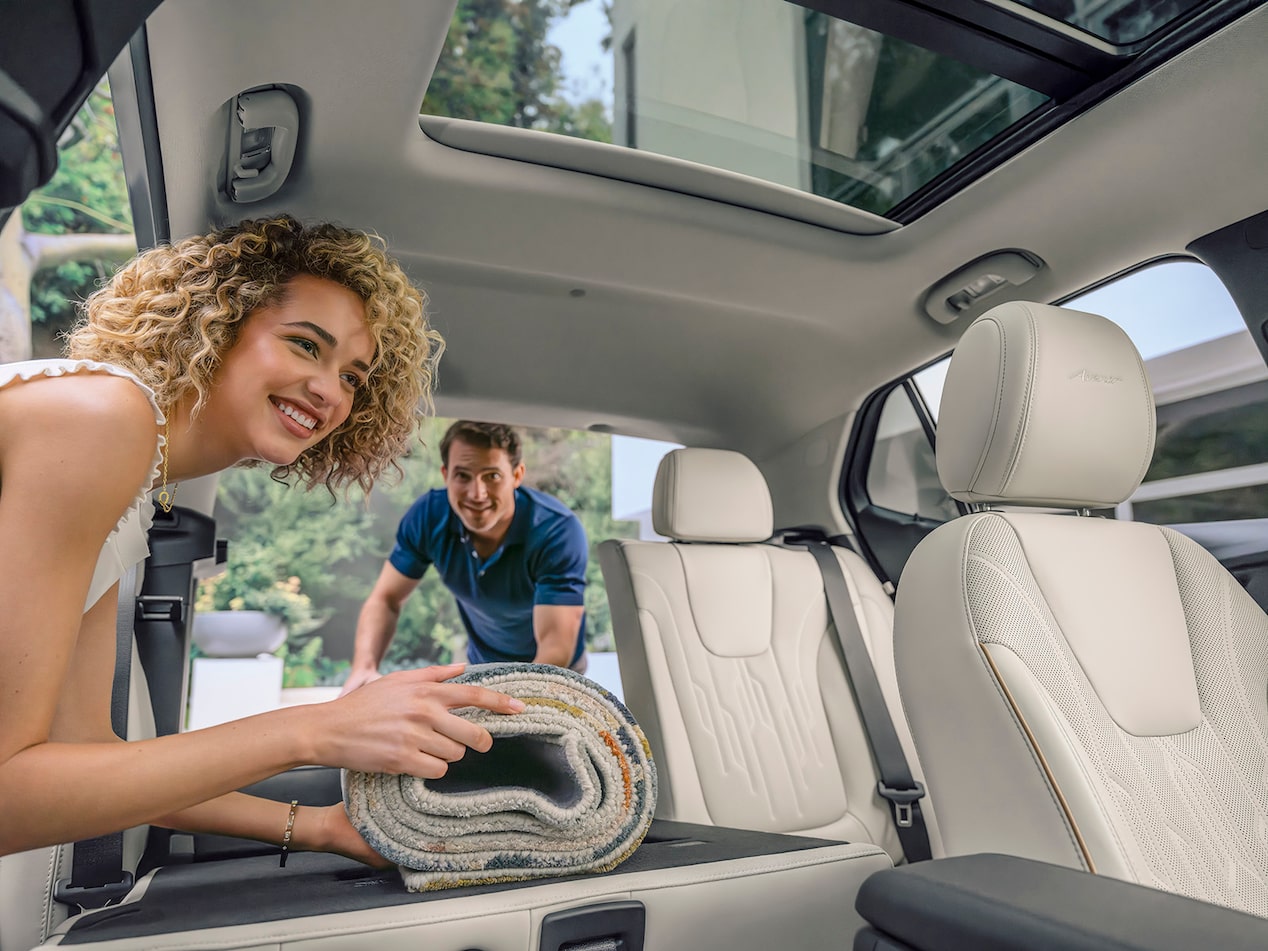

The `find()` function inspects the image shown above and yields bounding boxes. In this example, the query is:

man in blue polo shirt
[340,421,588,695]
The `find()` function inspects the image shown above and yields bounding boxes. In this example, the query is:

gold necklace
[157,417,178,513]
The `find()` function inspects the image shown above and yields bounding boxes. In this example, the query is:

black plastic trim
[1187,207,1268,369]
[856,853,1268,950]
[107,25,167,248]
[841,378,902,584]
[540,900,645,951]
[0,0,162,210]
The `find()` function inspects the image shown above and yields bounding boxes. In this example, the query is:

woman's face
[202,274,375,467]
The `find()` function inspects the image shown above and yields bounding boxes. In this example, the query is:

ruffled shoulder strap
[0,359,167,611]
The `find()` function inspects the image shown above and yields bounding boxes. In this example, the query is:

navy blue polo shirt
[388,486,588,664]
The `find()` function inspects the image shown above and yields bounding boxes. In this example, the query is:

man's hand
[338,666,382,698]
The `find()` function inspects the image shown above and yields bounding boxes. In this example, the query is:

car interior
[4,0,1268,949]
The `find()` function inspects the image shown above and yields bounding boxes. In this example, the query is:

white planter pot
[192,610,288,658]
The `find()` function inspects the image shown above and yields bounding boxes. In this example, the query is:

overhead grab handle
[226,87,298,203]
[922,250,1046,325]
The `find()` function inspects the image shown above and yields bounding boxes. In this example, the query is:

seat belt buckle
[53,871,135,909]
[878,780,925,828]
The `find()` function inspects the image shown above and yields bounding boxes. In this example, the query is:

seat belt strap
[55,565,139,909]
[805,540,932,862]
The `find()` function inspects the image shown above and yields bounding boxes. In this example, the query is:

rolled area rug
[343,662,658,891]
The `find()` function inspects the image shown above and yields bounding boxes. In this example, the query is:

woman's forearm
[0,666,521,858]
[0,704,316,856]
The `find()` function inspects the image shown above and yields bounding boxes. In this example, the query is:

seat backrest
[894,301,1268,916]
[599,448,936,862]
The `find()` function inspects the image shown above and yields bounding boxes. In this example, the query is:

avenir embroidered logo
[1068,368,1124,384]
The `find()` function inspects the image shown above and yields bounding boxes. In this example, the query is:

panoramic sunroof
[420,2,1050,218]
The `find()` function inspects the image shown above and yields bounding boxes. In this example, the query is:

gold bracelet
[279,799,299,868]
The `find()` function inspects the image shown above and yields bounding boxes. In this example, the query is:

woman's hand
[304,803,393,868]
[308,664,524,779]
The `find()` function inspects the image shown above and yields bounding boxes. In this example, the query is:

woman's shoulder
[0,359,165,520]
[0,358,163,427]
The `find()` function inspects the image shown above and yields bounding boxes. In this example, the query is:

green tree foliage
[210,467,381,605]
[423,0,612,143]
[22,83,134,332]
[206,418,640,682]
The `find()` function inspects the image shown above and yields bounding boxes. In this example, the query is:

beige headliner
[136,0,1268,462]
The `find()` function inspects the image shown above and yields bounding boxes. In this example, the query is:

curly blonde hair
[66,215,443,492]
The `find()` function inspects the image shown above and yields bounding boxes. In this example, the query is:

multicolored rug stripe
[344,663,658,891]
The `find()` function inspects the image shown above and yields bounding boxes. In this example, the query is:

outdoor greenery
[22,84,135,329]
[422,0,612,142]
[204,417,639,685]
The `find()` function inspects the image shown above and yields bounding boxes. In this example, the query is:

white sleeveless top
[0,358,166,613]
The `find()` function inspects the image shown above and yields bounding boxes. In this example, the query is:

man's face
[443,439,525,541]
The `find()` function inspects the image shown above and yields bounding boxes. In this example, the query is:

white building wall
[612,0,810,191]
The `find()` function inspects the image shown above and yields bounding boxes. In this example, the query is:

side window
[3,80,135,364]
[865,384,957,522]
[849,258,1264,585]
[1063,260,1267,526]
[884,260,1266,527]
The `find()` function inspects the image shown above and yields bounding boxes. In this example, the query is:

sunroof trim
[973,0,1121,53]
[418,115,900,237]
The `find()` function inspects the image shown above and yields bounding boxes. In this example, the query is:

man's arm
[529,511,589,668]
[340,563,422,695]
[532,604,586,667]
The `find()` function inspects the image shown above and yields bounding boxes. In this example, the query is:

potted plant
[194,573,327,656]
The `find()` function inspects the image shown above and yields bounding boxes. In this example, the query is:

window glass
[611,433,682,541]
[912,357,950,422]
[866,386,958,521]
[1063,259,1268,524]
[188,420,645,728]
[1008,0,1209,45]
[7,79,136,363]
[889,259,1265,527]
[420,0,1048,217]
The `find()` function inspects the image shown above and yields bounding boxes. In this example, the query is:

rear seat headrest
[937,300,1156,510]
[652,448,773,543]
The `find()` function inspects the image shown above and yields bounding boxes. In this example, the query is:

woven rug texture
[344,663,657,891]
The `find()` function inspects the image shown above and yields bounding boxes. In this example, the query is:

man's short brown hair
[440,420,523,468]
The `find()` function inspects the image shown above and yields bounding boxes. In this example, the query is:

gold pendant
[157,488,175,513]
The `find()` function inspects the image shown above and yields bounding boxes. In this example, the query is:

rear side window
[911,260,1266,525]
[1065,260,1267,525]
[847,258,1264,585]
[865,384,957,522]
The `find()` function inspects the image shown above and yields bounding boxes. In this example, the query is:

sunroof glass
[1007,0,1209,44]
[420,3,1050,218]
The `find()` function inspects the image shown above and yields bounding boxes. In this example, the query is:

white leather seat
[894,300,1268,916]
[599,448,936,862]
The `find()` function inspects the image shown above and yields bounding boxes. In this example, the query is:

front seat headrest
[936,300,1156,510]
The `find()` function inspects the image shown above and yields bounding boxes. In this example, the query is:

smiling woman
[0,215,529,865]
